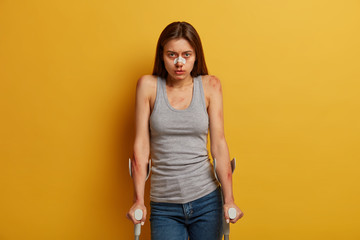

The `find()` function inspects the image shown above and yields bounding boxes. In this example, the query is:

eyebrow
[167,50,193,53]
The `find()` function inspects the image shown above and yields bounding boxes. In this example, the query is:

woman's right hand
[127,202,147,225]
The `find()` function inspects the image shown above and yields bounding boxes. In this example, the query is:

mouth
[175,70,185,75]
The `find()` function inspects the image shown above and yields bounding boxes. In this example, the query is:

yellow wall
[1,0,359,239]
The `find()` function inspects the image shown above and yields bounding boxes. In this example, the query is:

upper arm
[133,75,155,160]
[206,76,226,152]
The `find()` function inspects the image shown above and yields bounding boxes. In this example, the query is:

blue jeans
[150,187,223,240]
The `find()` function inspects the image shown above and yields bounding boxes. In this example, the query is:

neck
[166,75,193,88]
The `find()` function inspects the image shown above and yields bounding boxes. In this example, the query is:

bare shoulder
[136,75,157,110]
[136,75,157,97]
[137,75,157,89]
[202,75,222,96]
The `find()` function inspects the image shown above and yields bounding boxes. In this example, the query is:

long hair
[152,22,208,78]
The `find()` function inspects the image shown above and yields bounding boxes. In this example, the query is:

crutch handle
[228,208,237,220]
[134,209,143,221]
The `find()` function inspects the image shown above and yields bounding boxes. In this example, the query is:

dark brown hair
[152,21,208,78]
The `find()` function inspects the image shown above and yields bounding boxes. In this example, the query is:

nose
[175,61,184,68]
[174,56,186,65]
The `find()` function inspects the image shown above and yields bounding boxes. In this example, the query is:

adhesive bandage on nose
[174,56,186,65]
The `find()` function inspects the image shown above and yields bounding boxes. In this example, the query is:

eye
[184,53,191,57]
[168,53,176,57]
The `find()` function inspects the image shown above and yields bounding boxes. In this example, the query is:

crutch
[129,158,151,240]
[213,158,237,240]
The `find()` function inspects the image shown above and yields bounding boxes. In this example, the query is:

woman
[127,21,244,240]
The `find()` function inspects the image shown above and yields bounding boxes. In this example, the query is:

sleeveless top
[149,75,219,203]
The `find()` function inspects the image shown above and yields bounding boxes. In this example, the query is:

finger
[131,216,138,224]
[231,211,244,223]
[236,210,244,219]
[231,213,240,223]
[129,210,142,225]
[142,209,148,225]
[141,216,146,225]
[127,214,137,224]
[143,208,147,218]
[230,217,237,223]
[126,212,134,221]
[224,208,230,224]
[230,215,239,223]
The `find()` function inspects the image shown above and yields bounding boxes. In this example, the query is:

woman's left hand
[223,202,244,224]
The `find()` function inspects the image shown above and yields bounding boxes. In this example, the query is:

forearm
[212,140,234,204]
[132,142,150,204]
[131,163,147,204]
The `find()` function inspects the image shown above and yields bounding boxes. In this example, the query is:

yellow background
[1,0,359,239]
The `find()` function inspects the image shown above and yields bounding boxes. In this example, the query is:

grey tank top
[149,75,219,203]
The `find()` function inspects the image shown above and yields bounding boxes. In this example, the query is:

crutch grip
[228,208,237,220]
[134,209,143,221]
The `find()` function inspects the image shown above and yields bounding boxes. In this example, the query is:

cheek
[186,58,196,69]
[162,54,171,64]
[163,59,173,70]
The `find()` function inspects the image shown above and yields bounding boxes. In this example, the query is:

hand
[127,202,147,225]
[223,202,244,224]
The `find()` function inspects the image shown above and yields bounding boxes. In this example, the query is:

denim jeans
[150,187,223,240]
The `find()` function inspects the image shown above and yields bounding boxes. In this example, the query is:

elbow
[133,151,149,166]
[133,141,150,165]
[210,138,228,158]
[131,151,149,177]
[211,146,220,159]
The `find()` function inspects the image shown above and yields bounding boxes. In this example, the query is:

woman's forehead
[164,38,194,52]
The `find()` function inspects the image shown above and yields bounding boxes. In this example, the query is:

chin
[169,74,185,80]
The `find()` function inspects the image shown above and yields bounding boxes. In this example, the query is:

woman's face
[163,38,196,81]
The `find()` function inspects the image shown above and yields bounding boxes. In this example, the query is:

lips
[175,70,185,75]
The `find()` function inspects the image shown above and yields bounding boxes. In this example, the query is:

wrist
[133,197,144,205]
[223,197,234,205]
